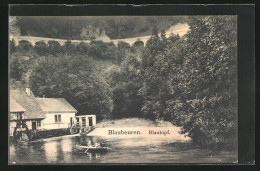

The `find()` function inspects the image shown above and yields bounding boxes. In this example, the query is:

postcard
[9,11,240,164]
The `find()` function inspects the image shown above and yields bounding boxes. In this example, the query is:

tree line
[10,16,237,149]
[14,16,184,40]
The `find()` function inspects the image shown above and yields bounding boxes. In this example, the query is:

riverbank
[95,117,176,128]
[87,118,191,147]
[28,118,190,144]
[10,118,237,164]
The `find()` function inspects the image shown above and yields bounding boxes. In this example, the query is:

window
[55,114,61,123]
[37,120,41,127]
[89,117,93,126]
[82,117,86,126]
[70,117,73,126]
[76,118,79,125]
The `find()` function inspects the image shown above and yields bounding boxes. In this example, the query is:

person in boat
[87,140,92,147]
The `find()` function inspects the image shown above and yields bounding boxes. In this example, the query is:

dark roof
[36,98,77,113]
[10,97,26,113]
[10,89,45,119]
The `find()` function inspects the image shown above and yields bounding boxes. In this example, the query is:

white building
[9,97,26,136]
[74,115,96,127]
[9,88,77,136]
[10,89,45,133]
[10,87,99,138]
[36,98,77,129]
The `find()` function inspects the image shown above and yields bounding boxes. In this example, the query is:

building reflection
[44,141,58,162]
[60,138,72,162]
[9,145,16,162]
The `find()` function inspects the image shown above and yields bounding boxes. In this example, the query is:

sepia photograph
[9,15,238,164]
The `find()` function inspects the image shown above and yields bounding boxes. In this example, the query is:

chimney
[25,71,31,96]
[26,88,31,96]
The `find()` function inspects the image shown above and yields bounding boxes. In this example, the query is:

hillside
[11,16,186,40]
[10,23,189,46]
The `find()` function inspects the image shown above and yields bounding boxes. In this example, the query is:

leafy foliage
[30,55,113,120]
[48,40,63,55]
[34,41,48,56]
[110,49,144,119]
[139,16,237,148]
[16,16,184,39]
[177,16,237,147]
[18,40,33,52]
[9,16,237,148]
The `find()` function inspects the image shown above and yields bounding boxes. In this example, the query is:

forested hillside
[10,16,237,149]
[12,16,185,40]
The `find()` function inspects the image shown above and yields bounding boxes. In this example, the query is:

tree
[110,52,144,119]
[152,25,159,38]
[10,48,39,82]
[160,16,238,148]
[10,39,16,53]
[131,40,144,54]
[117,41,131,64]
[139,34,181,120]
[176,16,237,147]
[34,41,48,56]
[30,55,113,120]
[64,40,76,54]
[48,40,62,55]
[18,40,33,52]
[139,16,237,148]
[75,42,90,55]
[160,29,166,40]
[88,41,118,62]
[10,57,26,81]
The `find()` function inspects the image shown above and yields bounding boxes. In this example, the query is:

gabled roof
[10,97,26,113]
[36,98,77,113]
[10,89,45,119]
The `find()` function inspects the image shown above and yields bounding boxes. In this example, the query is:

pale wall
[43,112,76,130]
[74,115,96,126]
[9,121,16,136]
[9,112,77,136]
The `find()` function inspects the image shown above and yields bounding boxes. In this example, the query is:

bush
[75,42,90,54]
[48,40,62,55]
[18,40,33,51]
[64,40,76,53]
[10,39,16,53]
[34,41,48,55]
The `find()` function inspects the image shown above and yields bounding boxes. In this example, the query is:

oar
[85,147,89,153]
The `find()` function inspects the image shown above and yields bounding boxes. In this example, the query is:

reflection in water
[44,141,57,163]
[9,135,237,164]
[9,145,16,163]
[61,139,72,162]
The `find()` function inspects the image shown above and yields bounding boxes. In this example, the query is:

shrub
[18,40,33,51]
[34,41,48,55]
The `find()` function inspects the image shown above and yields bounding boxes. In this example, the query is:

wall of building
[43,112,76,130]
[9,119,44,136]
[9,121,16,136]
[74,114,96,127]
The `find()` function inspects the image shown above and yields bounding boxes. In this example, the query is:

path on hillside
[10,23,189,46]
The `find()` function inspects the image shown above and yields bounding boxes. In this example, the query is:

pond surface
[9,130,237,164]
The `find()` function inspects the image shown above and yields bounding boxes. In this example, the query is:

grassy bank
[95,118,174,128]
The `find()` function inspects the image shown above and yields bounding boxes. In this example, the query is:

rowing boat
[76,144,110,153]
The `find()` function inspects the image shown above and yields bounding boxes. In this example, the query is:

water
[9,133,237,164]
